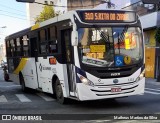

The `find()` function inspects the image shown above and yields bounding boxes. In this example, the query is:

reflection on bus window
[78,27,142,67]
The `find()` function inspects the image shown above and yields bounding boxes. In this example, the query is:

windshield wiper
[93,25,110,43]
[119,26,128,42]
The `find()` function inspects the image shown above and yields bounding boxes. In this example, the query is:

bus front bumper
[76,78,145,101]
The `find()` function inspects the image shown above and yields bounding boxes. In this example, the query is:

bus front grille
[90,84,138,96]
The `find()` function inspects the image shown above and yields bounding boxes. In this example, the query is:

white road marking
[145,91,160,95]
[145,88,160,92]
[0,95,8,102]
[36,93,55,101]
[15,94,32,102]
[138,93,144,95]
[0,85,20,88]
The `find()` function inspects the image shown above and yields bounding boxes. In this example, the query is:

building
[27,0,101,25]
[122,1,160,79]
[0,43,6,63]
[67,0,101,11]
[26,0,67,25]
[89,0,160,79]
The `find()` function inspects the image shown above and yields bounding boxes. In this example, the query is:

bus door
[61,29,76,95]
[29,37,39,89]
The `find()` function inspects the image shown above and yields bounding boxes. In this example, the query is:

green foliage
[155,27,160,44]
[35,5,55,23]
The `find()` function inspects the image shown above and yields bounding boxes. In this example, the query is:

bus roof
[5,9,136,40]
[5,27,31,40]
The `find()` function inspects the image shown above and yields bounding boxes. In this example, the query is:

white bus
[5,9,145,104]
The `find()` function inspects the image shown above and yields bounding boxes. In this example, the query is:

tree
[155,27,160,44]
[35,5,55,23]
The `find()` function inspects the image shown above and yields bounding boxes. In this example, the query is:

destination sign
[77,10,136,23]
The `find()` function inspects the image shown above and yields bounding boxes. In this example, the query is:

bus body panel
[34,57,70,97]
[85,68,141,85]
[76,68,145,100]
[5,9,145,102]
[77,78,145,100]
[21,58,39,89]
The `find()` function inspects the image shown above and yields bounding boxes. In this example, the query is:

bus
[5,9,145,104]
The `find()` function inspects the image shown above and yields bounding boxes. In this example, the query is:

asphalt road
[0,68,160,123]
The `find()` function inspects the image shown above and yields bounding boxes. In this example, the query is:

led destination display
[77,10,136,23]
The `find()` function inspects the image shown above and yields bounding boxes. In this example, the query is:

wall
[27,0,67,25]
[144,30,156,78]
[67,0,101,11]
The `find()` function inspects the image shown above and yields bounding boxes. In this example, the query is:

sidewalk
[145,78,160,85]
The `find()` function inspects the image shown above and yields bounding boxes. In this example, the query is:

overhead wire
[0,13,35,22]
[0,3,43,22]
[0,3,27,14]
[0,2,100,23]
[0,9,36,21]
[0,1,153,25]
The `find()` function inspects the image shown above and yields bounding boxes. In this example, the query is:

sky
[95,0,139,9]
[0,0,137,44]
[0,0,30,44]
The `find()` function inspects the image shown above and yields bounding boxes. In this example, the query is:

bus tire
[19,74,27,92]
[55,79,68,104]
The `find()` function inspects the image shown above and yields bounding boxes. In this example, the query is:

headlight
[78,74,94,87]
[136,69,145,82]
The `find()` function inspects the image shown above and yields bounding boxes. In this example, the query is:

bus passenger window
[48,26,56,41]
[40,29,47,42]
[48,26,57,54]
[10,39,16,57]
[23,47,29,56]
[6,40,11,57]
[39,29,48,55]
[49,42,57,53]
[40,44,47,54]
[22,35,29,56]
[16,38,21,56]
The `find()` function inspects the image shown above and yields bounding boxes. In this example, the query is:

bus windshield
[78,27,143,67]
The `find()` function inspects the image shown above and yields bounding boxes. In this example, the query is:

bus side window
[48,26,58,53]
[39,29,48,54]
[62,29,72,63]
[10,39,16,57]
[6,40,11,57]
[22,35,29,57]
[16,38,21,56]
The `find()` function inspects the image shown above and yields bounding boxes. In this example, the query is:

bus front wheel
[55,79,67,104]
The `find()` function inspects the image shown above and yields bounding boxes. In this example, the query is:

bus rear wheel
[55,79,67,104]
[19,74,27,92]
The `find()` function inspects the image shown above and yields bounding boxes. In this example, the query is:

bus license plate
[111,88,122,92]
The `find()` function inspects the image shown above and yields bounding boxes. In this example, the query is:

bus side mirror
[71,31,78,46]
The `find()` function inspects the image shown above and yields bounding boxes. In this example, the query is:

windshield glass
[78,27,143,67]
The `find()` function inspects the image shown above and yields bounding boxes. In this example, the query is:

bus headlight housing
[79,75,94,87]
[136,69,145,82]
